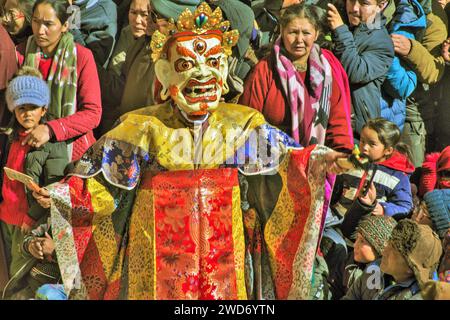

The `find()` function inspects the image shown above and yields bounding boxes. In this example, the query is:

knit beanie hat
[423,189,450,239]
[6,75,50,112]
[419,147,450,196]
[390,219,443,289]
[151,0,201,20]
[419,152,441,197]
[356,215,397,257]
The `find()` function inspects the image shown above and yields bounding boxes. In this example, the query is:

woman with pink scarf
[240,3,353,152]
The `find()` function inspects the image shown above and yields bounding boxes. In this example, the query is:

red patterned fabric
[275,147,314,298]
[145,168,242,299]
[270,146,317,298]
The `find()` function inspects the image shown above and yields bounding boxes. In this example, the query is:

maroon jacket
[239,50,353,152]
[16,42,102,161]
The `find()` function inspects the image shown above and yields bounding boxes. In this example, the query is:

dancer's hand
[326,151,349,175]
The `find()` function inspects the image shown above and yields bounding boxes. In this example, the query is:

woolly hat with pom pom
[419,147,450,196]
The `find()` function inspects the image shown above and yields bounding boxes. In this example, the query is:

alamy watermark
[155,124,285,172]
[67,5,81,30]
[366,265,382,290]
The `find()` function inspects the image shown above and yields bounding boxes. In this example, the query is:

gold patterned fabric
[47,103,334,300]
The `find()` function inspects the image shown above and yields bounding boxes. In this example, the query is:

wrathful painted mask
[155,34,229,120]
[150,2,239,122]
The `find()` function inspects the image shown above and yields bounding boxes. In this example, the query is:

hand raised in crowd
[358,182,385,215]
[442,38,450,62]
[28,238,44,260]
[391,34,412,56]
[32,188,51,209]
[359,182,377,206]
[22,124,51,148]
[327,3,344,30]
[372,202,385,216]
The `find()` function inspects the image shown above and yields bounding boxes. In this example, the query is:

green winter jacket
[24,139,69,221]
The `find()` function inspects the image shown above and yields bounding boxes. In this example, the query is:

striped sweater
[332,151,415,218]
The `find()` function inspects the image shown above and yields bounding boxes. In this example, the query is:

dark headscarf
[151,0,201,20]
[214,0,255,58]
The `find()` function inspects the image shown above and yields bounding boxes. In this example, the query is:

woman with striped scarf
[15,0,102,161]
[240,3,353,153]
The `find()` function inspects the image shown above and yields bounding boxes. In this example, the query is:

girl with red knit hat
[419,146,450,197]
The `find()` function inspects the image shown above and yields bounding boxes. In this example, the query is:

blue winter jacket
[380,95,407,131]
[331,151,415,219]
[380,0,427,131]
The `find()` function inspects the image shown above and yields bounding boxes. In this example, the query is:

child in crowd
[0,67,68,298]
[412,189,450,283]
[413,189,450,239]
[332,118,414,237]
[340,215,397,300]
[324,118,413,298]
[8,219,64,299]
[377,219,443,299]
[419,146,450,196]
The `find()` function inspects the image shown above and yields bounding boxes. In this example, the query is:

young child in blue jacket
[331,118,415,237]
